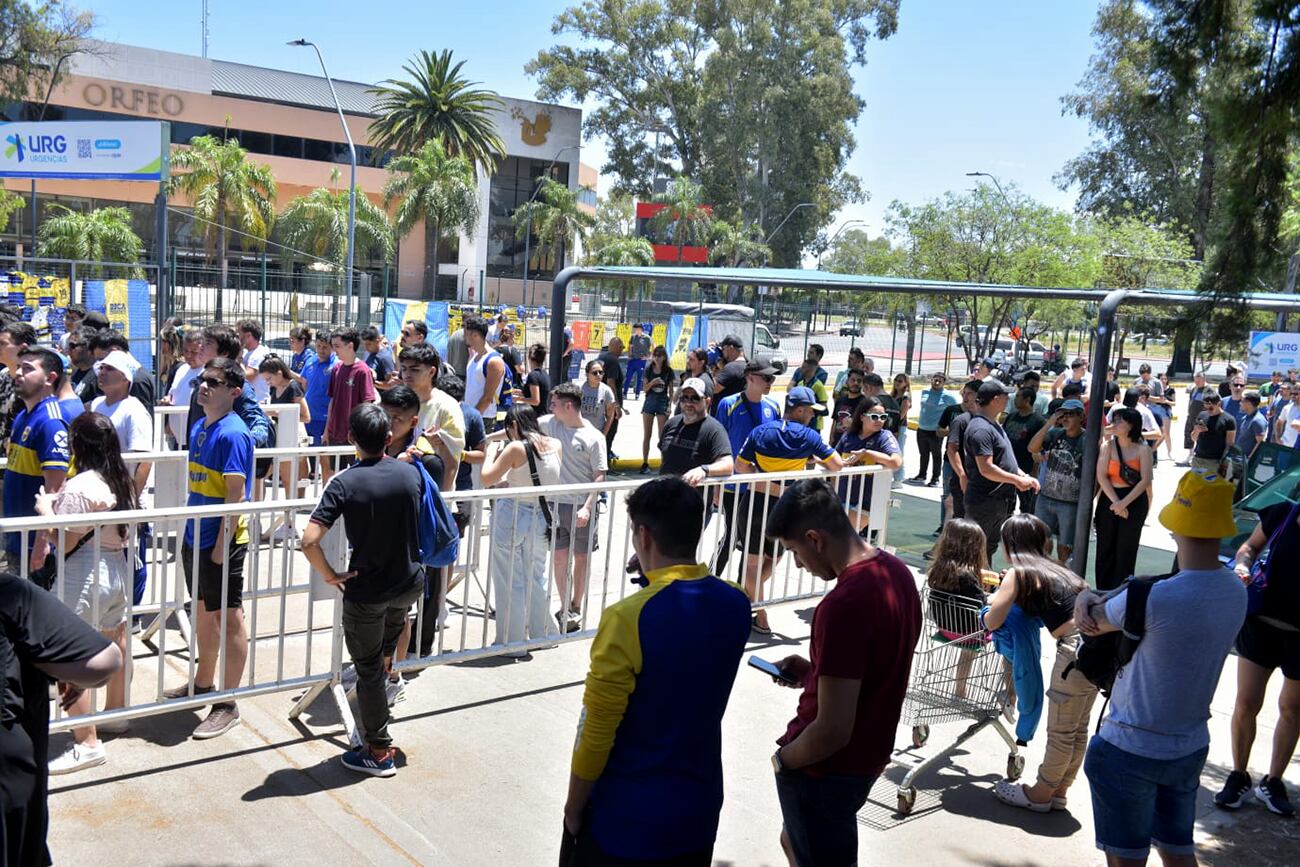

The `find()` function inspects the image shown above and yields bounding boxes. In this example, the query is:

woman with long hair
[513,343,551,413]
[1094,407,1153,590]
[639,345,675,473]
[481,404,563,656]
[835,396,902,531]
[890,372,913,483]
[259,355,312,517]
[38,412,140,774]
[984,514,1097,812]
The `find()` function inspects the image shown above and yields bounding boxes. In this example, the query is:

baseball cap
[786,386,825,412]
[680,377,708,396]
[93,349,139,380]
[1058,399,1085,412]
[743,360,777,378]
[975,380,1014,405]
[718,335,743,349]
[82,311,111,330]
[1158,470,1236,539]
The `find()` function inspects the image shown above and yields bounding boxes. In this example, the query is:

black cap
[718,334,743,349]
[976,380,1014,405]
[743,360,777,377]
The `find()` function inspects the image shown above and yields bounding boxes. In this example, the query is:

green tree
[513,178,596,294]
[0,1,95,104]
[368,49,506,173]
[708,218,769,268]
[589,191,638,249]
[0,189,22,233]
[383,138,480,299]
[35,205,143,274]
[276,170,395,289]
[587,235,655,317]
[167,133,276,320]
[648,176,713,265]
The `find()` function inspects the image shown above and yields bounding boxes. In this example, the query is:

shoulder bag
[524,439,555,544]
[29,528,99,592]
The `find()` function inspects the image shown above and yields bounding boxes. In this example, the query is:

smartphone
[748,655,798,685]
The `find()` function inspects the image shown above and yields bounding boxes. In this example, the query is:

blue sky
[86,0,1101,233]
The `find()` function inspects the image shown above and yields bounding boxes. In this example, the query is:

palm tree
[588,236,655,318]
[513,178,596,300]
[649,177,713,266]
[167,134,276,320]
[368,49,506,174]
[383,139,480,299]
[276,169,395,292]
[37,205,144,276]
[709,218,770,268]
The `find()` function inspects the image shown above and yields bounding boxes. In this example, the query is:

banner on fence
[666,314,710,369]
[82,279,153,371]
[383,300,450,355]
[1248,331,1300,379]
[1,271,73,344]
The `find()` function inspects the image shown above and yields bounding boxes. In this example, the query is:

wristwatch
[771,749,786,774]
[696,465,710,478]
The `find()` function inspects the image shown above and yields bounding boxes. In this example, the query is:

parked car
[839,319,863,336]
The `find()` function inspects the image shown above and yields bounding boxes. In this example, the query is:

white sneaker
[49,741,107,775]
[385,677,406,707]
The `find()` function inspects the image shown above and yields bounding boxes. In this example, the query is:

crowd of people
[1,306,1297,867]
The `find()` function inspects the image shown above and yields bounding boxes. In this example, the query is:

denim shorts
[1085,735,1208,861]
[774,768,874,867]
[1034,495,1078,544]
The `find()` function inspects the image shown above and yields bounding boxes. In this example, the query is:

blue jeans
[1085,735,1208,861]
[489,498,558,647]
[625,358,647,397]
[774,769,874,867]
[893,427,907,483]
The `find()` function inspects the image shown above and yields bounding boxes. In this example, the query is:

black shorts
[1236,616,1300,680]
[255,456,273,480]
[732,491,783,560]
[181,540,248,610]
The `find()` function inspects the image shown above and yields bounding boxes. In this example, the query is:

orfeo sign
[1247,330,1300,378]
[0,120,168,181]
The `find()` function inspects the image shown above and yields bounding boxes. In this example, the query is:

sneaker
[927,479,941,488]
[192,703,241,739]
[910,474,926,482]
[564,612,581,634]
[1214,770,1253,809]
[639,462,650,474]
[49,741,107,775]
[161,682,215,701]
[341,745,397,778]
[272,523,298,542]
[385,677,406,707]
[1255,776,1296,817]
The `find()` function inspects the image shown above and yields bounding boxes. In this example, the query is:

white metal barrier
[1,457,890,747]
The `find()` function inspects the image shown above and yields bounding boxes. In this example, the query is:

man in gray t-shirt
[540,383,609,632]
[1074,470,1244,864]
[626,324,653,399]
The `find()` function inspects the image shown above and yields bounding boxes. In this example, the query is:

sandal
[1051,796,1068,811]
[993,780,1051,813]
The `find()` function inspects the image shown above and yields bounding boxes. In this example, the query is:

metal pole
[524,208,533,307]
[550,267,580,385]
[291,40,356,326]
[764,202,814,247]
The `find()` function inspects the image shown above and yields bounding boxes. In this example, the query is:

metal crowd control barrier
[1,458,889,747]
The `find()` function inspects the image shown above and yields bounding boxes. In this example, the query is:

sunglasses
[588,368,603,375]
[679,393,703,403]
[863,412,889,422]
[199,376,228,388]
[749,373,775,383]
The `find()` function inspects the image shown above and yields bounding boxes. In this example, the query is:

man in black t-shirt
[711,335,748,416]
[1002,387,1047,515]
[1191,391,1237,473]
[962,381,1040,559]
[658,377,734,483]
[942,380,982,524]
[1,574,120,866]
[302,404,426,779]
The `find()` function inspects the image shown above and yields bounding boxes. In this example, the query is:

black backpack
[1065,573,1172,697]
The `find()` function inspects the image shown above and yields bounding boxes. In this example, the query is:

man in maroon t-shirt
[323,326,377,478]
[764,479,921,867]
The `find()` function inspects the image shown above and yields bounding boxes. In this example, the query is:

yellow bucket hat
[1158,469,1237,539]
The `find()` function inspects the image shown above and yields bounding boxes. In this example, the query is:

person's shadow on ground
[243,749,409,801]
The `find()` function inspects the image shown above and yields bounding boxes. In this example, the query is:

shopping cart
[892,587,1023,815]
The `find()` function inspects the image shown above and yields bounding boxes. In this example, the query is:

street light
[289,39,357,320]
[764,202,814,245]
[965,170,1010,206]
[522,145,579,307]
[817,219,867,269]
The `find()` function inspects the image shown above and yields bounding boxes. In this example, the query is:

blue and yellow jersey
[738,418,836,474]
[573,563,751,860]
[185,412,255,549]
[4,396,72,554]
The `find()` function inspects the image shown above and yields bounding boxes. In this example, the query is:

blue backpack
[411,459,459,568]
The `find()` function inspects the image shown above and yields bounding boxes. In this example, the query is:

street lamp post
[522,145,579,308]
[290,39,356,321]
[966,171,1018,361]
[764,202,814,246]
[817,219,867,269]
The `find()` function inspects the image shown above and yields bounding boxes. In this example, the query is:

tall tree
[166,133,276,320]
[36,205,143,274]
[513,177,596,288]
[382,138,480,299]
[368,49,506,174]
[0,1,95,105]
[276,170,395,288]
[528,0,896,262]
[708,218,769,268]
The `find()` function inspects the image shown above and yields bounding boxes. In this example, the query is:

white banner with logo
[0,120,167,181]
[1247,331,1300,378]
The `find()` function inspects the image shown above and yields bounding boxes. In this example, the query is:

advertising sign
[1247,331,1300,379]
[0,121,168,181]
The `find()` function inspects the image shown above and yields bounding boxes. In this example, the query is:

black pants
[560,827,712,867]
[1016,486,1037,517]
[342,586,423,749]
[964,493,1014,561]
[774,768,875,867]
[916,429,944,481]
[948,470,966,520]
[407,566,446,658]
[1093,490,1150,591]
[712,490,740,577]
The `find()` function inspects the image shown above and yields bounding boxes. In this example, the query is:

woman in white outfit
[39,412,139,774]
[481,404,562,659]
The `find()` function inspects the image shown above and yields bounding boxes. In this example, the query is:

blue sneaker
[341,746,397,778]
